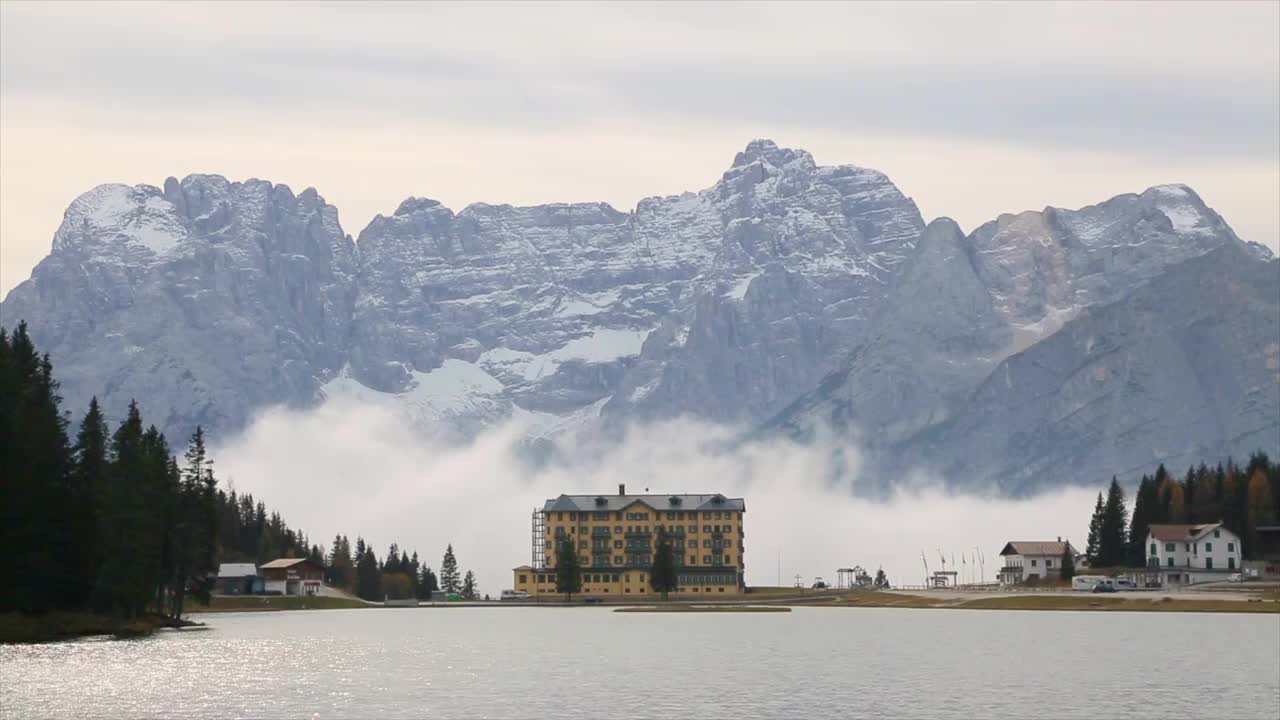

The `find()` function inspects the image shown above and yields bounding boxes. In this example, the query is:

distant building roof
[217,563,259,577]
[999,541,1077,557]
[1148,523,1222,542]
[542,493,745,513]
[259,558,321,570]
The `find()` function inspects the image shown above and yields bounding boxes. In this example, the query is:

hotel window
[724,540,732,547]
[703,540,711,548]
[677,512,684,520]
[1205,542,1212,552]
[557,513,564,521]
[1228,543,1235,552]
[667,512,675,520]
[1167,557,1174,567]
[614,540,623,549]
[1165,543,1175,552]
[1150,543,1157,555]
[703,525,712,533]
[704,555,712,564]
[689,555,696,564]
[1185,543,1190,552]
[579,540,588,549]
[1214,530,1220,538]
[614,556,623,565]
[689,526,697,534]
[615,526,622,534]
[725,555,731,562]
[1031,560,1037,567]
[519,575,527,584]
[719,587,725,593]
[569,512,576,520]
[714,512,722,519]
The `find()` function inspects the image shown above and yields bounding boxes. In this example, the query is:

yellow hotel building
[512,484,746,597]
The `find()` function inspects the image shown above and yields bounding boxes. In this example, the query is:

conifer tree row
[1084,455,1280,568]
[0,323,218,619]
[2,322,483,613]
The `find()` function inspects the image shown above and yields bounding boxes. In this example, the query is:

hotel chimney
[619,483,626,496]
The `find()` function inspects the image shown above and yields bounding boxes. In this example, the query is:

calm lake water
[2,607,1278,719]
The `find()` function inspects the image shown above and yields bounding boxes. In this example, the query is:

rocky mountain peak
[4,148,1274,492]
[728,138,815,174]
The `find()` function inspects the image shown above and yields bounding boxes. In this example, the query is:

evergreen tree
[0,323,73,612]
[1151,464,1173,525]
[1167,480,1187,523]
[873,568,889,589]
[555,537,581,601]
[649,529,678,600]
[418,565,439,599]
[1085,493,1104,566]
[462,570,477,600]
[355,547,382,601]
[1128,475,1158,566]
[327,534,354,590]
[1098,477,1129,568]
[69,398,110,607]
[440,544,461,593]
[1060,543,1075,580]
[384,543,401,574]
[1246,469,1278,559]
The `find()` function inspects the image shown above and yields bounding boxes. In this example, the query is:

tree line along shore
[4,320,1277,642]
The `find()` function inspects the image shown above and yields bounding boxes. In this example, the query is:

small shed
[216,563,264,595]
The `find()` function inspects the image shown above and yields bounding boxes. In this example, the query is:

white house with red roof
[1145,522,1241,586]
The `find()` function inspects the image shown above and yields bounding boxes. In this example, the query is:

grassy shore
[0,611,200,644]
[615,605,791,613]
[188,595,369,613]
[818,591,1280,614]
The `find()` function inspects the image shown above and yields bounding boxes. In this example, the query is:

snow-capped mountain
[2,140,1275,490]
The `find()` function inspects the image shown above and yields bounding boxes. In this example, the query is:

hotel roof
[542,493,745,513]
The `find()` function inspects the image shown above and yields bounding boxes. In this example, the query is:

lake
[2,607,1278,719]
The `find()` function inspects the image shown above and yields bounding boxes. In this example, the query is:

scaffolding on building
[532,508,546,569]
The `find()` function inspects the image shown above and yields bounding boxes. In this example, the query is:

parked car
[1091,583,1118,593]
[584,597,604,604]
[500,590,530,601]
[1227,573,1243,583]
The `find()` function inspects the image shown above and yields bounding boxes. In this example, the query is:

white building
[997,539,1077,585]
[1145,523,1241,586]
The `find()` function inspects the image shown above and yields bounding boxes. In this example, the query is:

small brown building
[259,558,324,596]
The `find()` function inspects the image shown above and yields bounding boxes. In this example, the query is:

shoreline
[0,611,202,644]
[809,590,1280,614]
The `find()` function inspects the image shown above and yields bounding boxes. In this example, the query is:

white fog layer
[215,396,1096,596]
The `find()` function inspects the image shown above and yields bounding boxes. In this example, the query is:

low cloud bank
[215,398,1095,595]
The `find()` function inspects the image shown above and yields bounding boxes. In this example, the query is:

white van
[500,589,530,601]
[1072,575,1109,591]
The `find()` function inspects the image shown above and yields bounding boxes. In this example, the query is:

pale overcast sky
[2,1,1277,295]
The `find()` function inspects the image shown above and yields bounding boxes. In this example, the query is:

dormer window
[669,496,682,506]
[711,494,726,505]
[594,496,607,507]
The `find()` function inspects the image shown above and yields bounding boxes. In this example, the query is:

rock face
[901,246,1280,494]
[1,176,356,436]
[2,139,1275,492]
